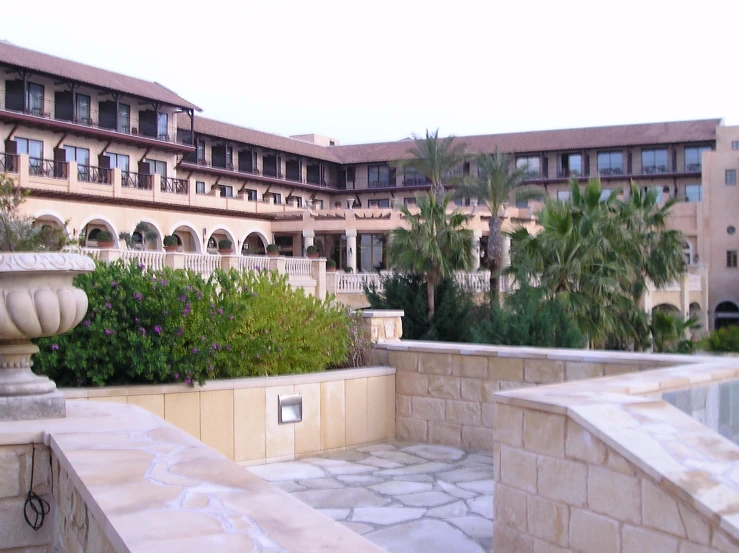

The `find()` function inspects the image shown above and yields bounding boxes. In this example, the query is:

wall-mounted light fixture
[278,394,302,424]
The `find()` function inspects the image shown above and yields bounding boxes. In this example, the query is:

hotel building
[1,41,737,329]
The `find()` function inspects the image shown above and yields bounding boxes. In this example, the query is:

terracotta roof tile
[331,119,722,164]
[0,41,200,111]
[179,113,343,163]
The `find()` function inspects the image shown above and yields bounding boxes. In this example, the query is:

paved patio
[247,442,493,553]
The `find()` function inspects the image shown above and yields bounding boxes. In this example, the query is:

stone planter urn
[0,253,95,420]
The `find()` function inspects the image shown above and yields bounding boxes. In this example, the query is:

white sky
[4,0,738,145]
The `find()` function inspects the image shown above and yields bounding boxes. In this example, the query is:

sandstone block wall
[0,443,51,552]
[389,347,679,450]
[492,404,739,553]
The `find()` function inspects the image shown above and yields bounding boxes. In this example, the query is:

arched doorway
[170,224,201,253]
[714,301,739,330]
[80,217,118,248]
[682,241,693,266]
[653,304,680,315]
[241,232,268,255]
[206,228,236,254]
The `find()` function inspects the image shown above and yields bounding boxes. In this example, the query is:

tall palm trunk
[426,271,440,319]
[488,215,503,307]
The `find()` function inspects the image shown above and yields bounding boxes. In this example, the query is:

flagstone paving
[247,442,493,553]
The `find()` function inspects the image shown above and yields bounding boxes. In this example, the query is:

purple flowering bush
[35,260,351,387]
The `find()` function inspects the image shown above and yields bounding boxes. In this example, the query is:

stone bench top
[0,401,388,553]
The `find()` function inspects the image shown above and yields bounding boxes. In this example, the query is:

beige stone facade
[0,42,732,325]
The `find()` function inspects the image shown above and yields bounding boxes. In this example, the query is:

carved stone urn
[0,253,95,420]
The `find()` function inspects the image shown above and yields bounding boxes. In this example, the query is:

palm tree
[454,149,542,305]
[400,129,468,199]
[388,192,473,318]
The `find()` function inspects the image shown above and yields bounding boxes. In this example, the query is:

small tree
[388,192,473,318]
[0,173,66,252]
[399,129,468,199]
[455,149,542,306]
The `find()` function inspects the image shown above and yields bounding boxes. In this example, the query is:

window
[226,147,233,169]
[197,141,206,164]
[600,188,612,201]
[641,149,668,174]
[685,184,702,202]
[244,189,257,201]
[26,83,44,116]
[64,145,90,180]
[144,159,167,176]
[272,193,282,204]
[516,198,529,209]
[649,187,664,204]
[560,153,582,177]
[404,197,417,207]
[313,199,324,209]
[118,103,130,133]
[685,146,711,172]
[683,242,692,265]
[597,151,623,175]
[196,181,206,194]
[76,94,91,125]
[14,137,44,160]
[219,185,233,198]
[368,165,390,187]
[105,153,129,176]
[728,250,738,268]
[359,234,386,272]
[329,140,335,146]
[453,197,471,207]
[516,156,540,179]
[238,150,253,173]
[291,196,303,208]
[157,112,169,139]
[307,164,320,184]
[403,167,426,186]
[557,190,571,202]
[368,198,390,208]
[727,169,737,185]
[733,141,739,151]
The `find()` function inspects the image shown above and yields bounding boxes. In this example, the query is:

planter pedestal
[0,253,95,420]
[0,342,65,420]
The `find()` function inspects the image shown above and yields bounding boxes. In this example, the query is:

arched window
[207,237,217,249]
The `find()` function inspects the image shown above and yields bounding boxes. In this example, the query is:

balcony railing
[0,153,18,173]
[28,158,67,179]
[121,171,152,190]
[686,163,702,172]
[0,95,192,146]
[642,165,669,175]
[557,169,582,178]
[369,180,393,189]
[599,167,624,176]
[77,165,112,185]
[161,177,188,195]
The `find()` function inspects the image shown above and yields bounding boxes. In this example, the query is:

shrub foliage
[35,261,350,386]
[700,326,739,353]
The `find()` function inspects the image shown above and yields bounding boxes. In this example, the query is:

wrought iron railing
[28,158,67,179]
[121,171,152,190]
[161,177,188,195]
[77,165,112,185]
[0,153,18,173]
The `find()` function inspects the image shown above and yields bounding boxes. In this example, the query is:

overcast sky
[4,0,737,145]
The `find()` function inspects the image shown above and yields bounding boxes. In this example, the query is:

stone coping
[360,310,405,318]
[376,339,711,365]
[0,401,387,553]
[493,357,739,543]
[60,366,395,398]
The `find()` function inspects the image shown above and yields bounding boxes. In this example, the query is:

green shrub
[700,326,739,353]
[163,235,179,247]
[218,238,232,250]
[326,259,336,269]
[34,261,350,386]
[266,243,279,253]
[365,273,481,342]
[96,230,113,242]
[471,286,585,348]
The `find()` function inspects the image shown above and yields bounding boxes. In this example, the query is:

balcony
[642,165,669,175]
[686,163,702,173]
[161,176,188,195]
[0,95,194,152]
[77,165,112,185]
[556,169,583,178]
[370,180,393,189]
[599,167,624,177]
[1,153,18,173]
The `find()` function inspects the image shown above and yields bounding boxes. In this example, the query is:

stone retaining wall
[62,366,396,465]
[375,341,692,451]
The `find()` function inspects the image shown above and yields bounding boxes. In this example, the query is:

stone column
[165,252,185,270]
[268,256,286,275]
[311,258,326,299]
[220,255,240,272]
[346,229,357,272]
[471,230,482,271]
[680,272,690,319]
[303,229,315,256]
[360,310,404,343]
